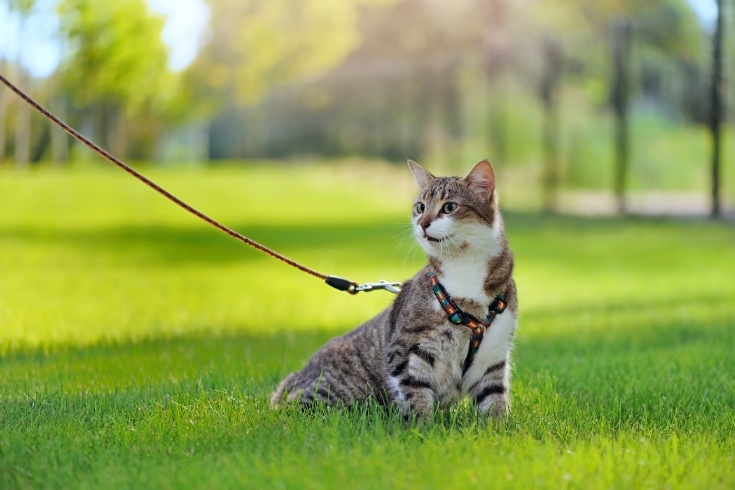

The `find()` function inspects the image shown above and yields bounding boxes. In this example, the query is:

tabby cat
[271,160,518,419]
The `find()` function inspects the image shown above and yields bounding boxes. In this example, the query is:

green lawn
[1,162,734,489]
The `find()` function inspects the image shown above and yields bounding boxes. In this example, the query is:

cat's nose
[420,220,430,231]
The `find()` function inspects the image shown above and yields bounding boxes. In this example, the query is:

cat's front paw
[393,391,434,425]
[476,394,510,418]
[400,405,433,426]
[483,399,509,418]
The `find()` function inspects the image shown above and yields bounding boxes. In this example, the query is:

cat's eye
[415,202,426,214]
[442,202,458,214]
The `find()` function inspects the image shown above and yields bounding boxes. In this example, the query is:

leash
[0,73,401,295]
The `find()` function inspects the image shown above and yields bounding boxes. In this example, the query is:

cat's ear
[464,160,496,201]
[407,160,436,190]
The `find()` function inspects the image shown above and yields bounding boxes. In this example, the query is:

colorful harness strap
[429,271,507,374]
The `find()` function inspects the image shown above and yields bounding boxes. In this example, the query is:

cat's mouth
[425,234,452,243]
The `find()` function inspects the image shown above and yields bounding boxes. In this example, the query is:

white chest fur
[435,253,492,306]
[460,310,516,393]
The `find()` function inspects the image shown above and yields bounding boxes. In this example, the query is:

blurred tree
[0,59,8,162]
[57,0,177,159]
[180,0,715,190]
[539,36,563,212]
[12,68,31,167]
[527,0,706,207]
[49,81,68,164]
[528,0,705,112]
[709,0,724,218]
[187,0,377,111]
[186,0,406,158]
[6,0,35,168]
[586,0,702,57]
[611,19,631,214]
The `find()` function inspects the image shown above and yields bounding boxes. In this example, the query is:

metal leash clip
[325,276,402,294]
[353,280,403,294]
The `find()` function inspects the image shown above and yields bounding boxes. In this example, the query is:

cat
[271,160,518,419]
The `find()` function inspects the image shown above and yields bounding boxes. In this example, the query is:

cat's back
[269,280,417,407]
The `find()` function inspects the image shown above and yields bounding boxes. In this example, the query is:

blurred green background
[1,0,734,216]
[2,3,735,488]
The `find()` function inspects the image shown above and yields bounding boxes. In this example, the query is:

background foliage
[1,0,733,209]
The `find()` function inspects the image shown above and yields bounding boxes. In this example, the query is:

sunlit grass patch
[1,162,734,489]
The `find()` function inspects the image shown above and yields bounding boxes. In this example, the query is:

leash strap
[429,271,507,373]
[0,73,401,295]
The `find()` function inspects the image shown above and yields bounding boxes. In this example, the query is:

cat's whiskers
[396,225,416,247]
[441,236,452,260]
[398,224,422,268]
[445,234,464,257]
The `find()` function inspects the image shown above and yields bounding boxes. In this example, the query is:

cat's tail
[270,372,299,408]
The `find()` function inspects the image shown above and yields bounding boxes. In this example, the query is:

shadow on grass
[0,220,411,265]
[5,211,729,265]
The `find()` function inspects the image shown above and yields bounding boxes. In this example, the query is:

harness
[429,271,507,374]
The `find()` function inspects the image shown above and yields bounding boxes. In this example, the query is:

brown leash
[0,73,401,295]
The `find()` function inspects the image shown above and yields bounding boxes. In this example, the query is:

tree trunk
[709,0,724,218]
[108,105,128,160]
[0,83,7,163]
[612,19,631,215]
[14,71,31,168]
[78,106,99,163]
[540,37,563,213]
[51,95,69,165]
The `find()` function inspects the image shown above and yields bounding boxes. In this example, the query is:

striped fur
[271,160,518,419]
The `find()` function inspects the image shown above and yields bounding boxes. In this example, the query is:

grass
[1,161,734,489]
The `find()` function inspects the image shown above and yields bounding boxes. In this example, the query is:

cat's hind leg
[270,372,301,408]
[270,367,360,409]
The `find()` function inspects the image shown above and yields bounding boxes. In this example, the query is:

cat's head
[408,160,502,258]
